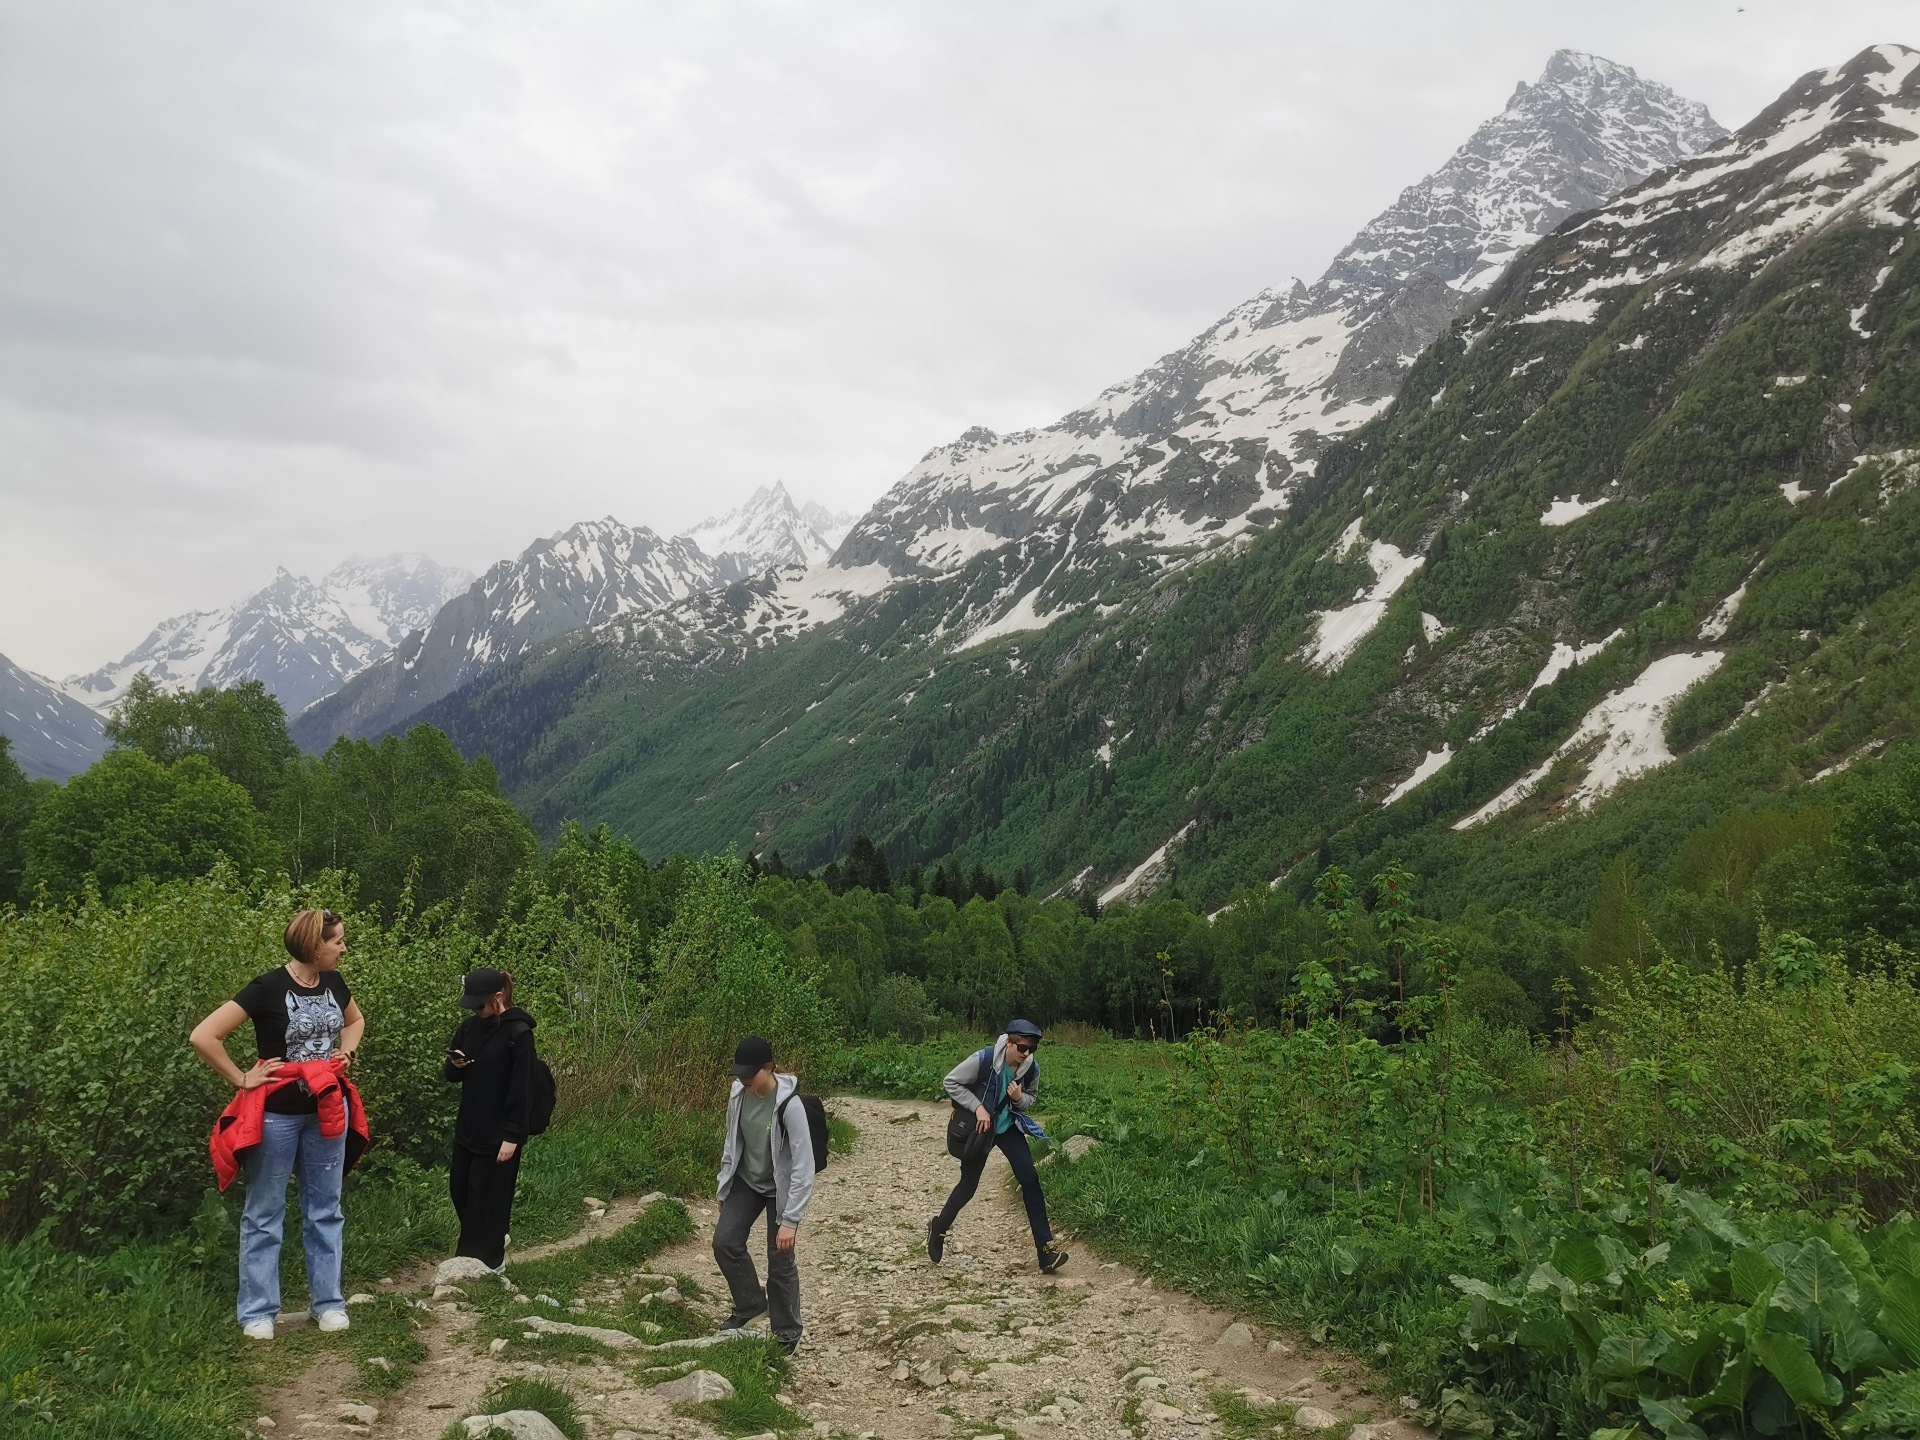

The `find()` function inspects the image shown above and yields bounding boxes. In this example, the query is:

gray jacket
[716,1072,815,1227]
[943,1035,1038,1119]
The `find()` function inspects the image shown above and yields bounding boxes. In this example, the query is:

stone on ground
[337,1403,378,1424]
[515,1314,646,1348]
[1141,1399,1185,1422]
[1293,1404,1342,1430]
[1062,1134,1101,1162]
[462,1412,569,1440]
[434,1255,500,1285]
[1219,1321,1254,1346]
[655,1368,736,1402]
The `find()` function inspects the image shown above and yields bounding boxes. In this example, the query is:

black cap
[460,968,510,1008]
[1006,1019,1043,1040]
[731,1035,774,1080]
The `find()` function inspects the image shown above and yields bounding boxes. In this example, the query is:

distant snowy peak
[322,553,476,650]
[65,553,472,717]
[681,482,850,581]
[836,49,1723,637]
[1498,44,1920,329]
[464,518,719,658]
[1320,49,1726,305]
[799,499,860,552]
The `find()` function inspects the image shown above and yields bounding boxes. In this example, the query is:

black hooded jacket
[443,1007,538,1150]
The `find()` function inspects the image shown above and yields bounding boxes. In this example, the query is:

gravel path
[255,1097,1432,1440]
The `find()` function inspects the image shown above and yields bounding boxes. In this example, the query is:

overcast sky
[1,1,1912,676]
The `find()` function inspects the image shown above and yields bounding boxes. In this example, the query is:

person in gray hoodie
[928,1019,1068,1273]
[712,1035,815,1353]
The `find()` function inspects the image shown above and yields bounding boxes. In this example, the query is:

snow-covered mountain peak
[1499,42,1919,330]
[834,51,1723,646]
[63,552,472,718]
[1317,50,1725,306]
[682,482,845,581]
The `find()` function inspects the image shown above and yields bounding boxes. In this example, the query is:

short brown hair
[284,908,343,965]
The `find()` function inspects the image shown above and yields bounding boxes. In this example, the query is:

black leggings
[450,1142,522,1270]
[934,1127,1052,1248]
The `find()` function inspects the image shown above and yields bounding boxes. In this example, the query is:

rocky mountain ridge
[291,484,853,748]
[63,554,473,720]
[0,655,106,780]
[829,50,1725,640]
[406,42,1920,920]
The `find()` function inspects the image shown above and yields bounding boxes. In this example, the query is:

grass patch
[463,1199,698,1354]
[826,1110,859,1155]
[478,1376,586,1439]
[618,1284,706,1342]
[0,1234,248,1440]
[1212,1389,1302,1438]
[673,1336,803,1437]
[258,1292,428,1395]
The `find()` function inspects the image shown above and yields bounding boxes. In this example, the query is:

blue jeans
[238,1110,347,1325]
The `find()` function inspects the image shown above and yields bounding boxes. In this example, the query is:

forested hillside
[415,45,1920,928]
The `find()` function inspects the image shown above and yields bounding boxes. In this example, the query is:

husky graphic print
[284,989,343,1061]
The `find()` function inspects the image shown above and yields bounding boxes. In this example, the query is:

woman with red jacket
[191,908,365,1341]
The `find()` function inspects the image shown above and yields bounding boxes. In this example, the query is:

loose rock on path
[255,1097,1433,1440]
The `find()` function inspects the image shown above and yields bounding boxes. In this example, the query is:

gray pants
[712,1184,802,1343]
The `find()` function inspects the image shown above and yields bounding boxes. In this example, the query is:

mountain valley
[396,47,1920,918]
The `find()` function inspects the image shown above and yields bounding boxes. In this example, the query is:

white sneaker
[314,1309,350,1332]
[241,1319,275,1341]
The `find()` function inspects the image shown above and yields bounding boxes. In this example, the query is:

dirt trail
[256,1098,1433,1440]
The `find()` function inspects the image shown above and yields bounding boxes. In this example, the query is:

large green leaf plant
[1454,1186,1920,1436]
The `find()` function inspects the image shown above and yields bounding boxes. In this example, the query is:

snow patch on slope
[1456,650,1724,828]
[1100,822,1197,908]
[1306,526,1424,671]
[1383,746,1455,806]
[1541,494,1610,526]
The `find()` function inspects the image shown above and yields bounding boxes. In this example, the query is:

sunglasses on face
[1009,1040,1036,1054]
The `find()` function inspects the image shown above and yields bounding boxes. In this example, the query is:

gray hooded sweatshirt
[716,1072,816,1228]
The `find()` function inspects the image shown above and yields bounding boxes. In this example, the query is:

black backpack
[508,1022,559,1137]
[777,1091,830,1173]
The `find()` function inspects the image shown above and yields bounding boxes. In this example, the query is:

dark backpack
[777,1091,830,1173]
[508,1022,558,1137]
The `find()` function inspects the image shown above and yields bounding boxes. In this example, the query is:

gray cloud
[1,0,1912,674]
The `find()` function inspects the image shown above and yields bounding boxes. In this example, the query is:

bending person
[929,1019,1067,1274]
[191,907,365,1341]
[444,967,539,1271]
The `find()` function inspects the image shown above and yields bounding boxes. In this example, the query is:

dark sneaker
[1037,1244,1070,1275]
[777,1334,800,1357]
[927,1218,947,1265]
[719,1305,767,1332]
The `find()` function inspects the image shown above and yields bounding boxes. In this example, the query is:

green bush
[637,855,837,1106]
[0,867,482,1242]
[22,750,276,903]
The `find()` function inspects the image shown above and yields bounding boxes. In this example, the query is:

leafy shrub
[0,867,481,1241]
[22,751,276,903]
[636,855,837,1108]
[1454,1187,1920,1439]
[866,973,936,1039]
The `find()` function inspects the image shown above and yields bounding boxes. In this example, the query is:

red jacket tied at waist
[209,1058,370,1191]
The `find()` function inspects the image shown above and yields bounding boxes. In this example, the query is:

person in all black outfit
[444,967,538,1270]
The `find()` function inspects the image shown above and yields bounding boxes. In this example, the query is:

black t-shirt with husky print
[235,966,352,1115]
